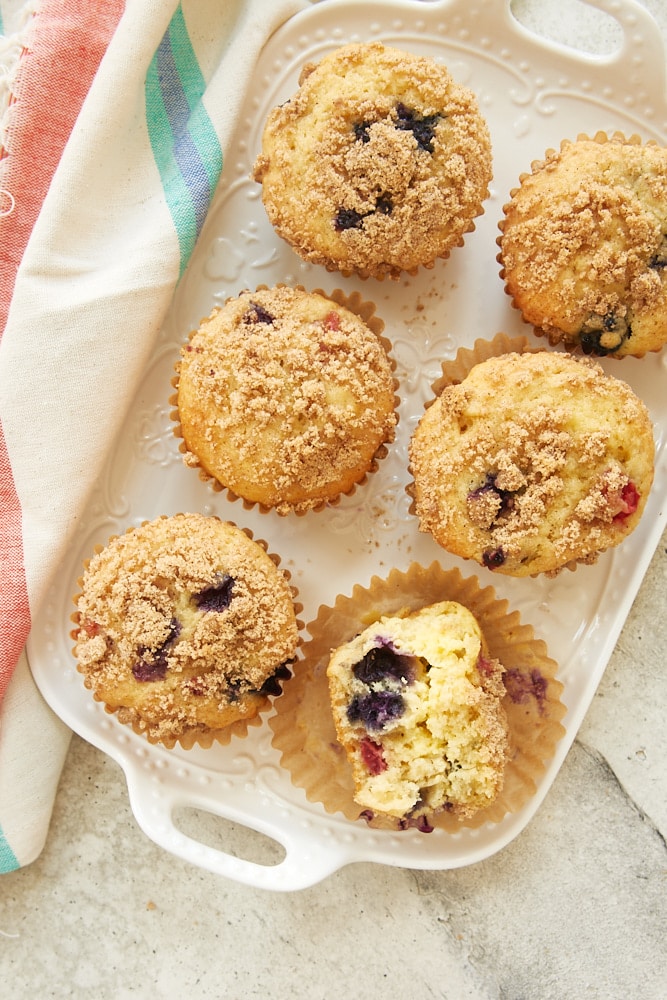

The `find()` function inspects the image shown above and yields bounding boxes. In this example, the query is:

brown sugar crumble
[176,286,396,514]
[500,135,667,357]
[74,514,298,744]
[409,351,655,576]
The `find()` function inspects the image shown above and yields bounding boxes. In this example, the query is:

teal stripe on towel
[167,6,221,194]
[145,3,223,277]
[0,825,19,873]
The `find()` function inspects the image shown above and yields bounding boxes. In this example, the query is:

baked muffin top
[409,351,655,576]
[499,135,667,357]
[253,42,492,279]
[74,514,298,743]
[327,601,509,822]
[176,286,396,514]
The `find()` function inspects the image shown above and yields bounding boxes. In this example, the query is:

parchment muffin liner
[71,513,303,751]
[426,331,541,401]
[170,284,400,516]
[269,561,566,833]
[497,130,664,360]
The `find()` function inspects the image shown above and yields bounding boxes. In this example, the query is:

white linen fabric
[0,0,307,870]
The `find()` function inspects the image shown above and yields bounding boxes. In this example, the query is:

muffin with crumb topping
[173,285,397,514]
[253,41,492,280]
[409,350,655,576]
[498,132,667,358]
[73,513,299,747]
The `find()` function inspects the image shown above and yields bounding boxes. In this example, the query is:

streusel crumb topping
[74,514,298,742]
[176,286,396,513]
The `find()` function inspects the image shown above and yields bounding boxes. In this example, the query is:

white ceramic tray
[28,0,667,890]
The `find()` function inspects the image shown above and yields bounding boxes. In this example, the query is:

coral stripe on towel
[0,0,125,702]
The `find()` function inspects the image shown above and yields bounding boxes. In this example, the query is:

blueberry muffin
[409,350,655,576]
[499,133,667,358]
[73,513,299,747]
[174,285,397,514]
[270,561,566,832]
[326,601,510,824]
[253,42,492,279]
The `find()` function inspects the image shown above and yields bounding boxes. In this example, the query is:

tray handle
[124,765,350,892]
[504,0,667,99]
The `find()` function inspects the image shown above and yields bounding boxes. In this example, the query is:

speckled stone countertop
[3,2,666,997]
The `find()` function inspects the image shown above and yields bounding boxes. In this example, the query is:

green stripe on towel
[145,3,223,277]
[0,825,19,873]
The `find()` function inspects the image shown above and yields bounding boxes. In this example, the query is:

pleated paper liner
[497,130,667,360]
[427,331,540,400]
[270,561,566,834]
[169,285,400,516]
[70,513,303,751]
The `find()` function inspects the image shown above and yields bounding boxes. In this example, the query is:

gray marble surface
[3,1,667,997]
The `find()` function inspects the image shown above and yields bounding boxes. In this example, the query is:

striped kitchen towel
[0,0,306,871]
